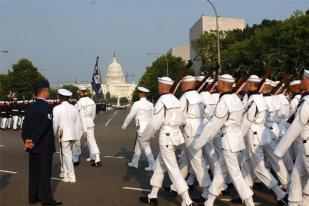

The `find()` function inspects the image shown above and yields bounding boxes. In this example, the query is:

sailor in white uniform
[122,86,156,171]
[275,70,309,206]
[166,75,211,202]
[139,77,194,206]
[72,86,102,167]
[241,75,287,204]
[289,80,303,159]
[191,74,255,206]
[53,89,81,183]
[261,80,289,187]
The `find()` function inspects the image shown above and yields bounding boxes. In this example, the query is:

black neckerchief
[219,91,233,99]
[301,92,309,99]
[263,93,272,97]
[291,93,301,100]
[81,95,88,98]
[247,91,259,98]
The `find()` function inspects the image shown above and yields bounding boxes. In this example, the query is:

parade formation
[1,67,309,206]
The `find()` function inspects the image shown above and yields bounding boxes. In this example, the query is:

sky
[0,0,308,86]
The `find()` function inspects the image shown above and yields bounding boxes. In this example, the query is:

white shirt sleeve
[122,103,138,129]
[191,100,227,151]
[52,107,60,136]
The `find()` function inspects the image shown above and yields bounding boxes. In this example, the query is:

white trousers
[288,150,309,204]
[0,118,7,129]
[178,137,211,188]
[12,115,19,130]
[209,149,253,201]
[264,141,289,186]
[249,144,279,189]
[131,136,155,166]
[72,127,100,162]
[202,140,217,173]
[150,144,188,195]
[60,141,75,178]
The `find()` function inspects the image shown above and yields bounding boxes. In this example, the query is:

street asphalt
[0,110,280,206]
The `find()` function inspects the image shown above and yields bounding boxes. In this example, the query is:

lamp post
[147,52,169,77]
[205,0,221,73]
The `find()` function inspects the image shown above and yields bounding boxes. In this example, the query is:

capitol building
[101,54,136,101]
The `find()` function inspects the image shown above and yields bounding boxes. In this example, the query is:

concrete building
[190,15,246,73]
[167,45,190,62]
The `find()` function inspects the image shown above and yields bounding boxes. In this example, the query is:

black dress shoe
[163,186,177,197]
[192,196,206,203]
[73,161,80,166]
[220,188,229,196]
[29,199,40,204]
[139,196,158,205]
[91,161,102,167]
[41,199,62,205]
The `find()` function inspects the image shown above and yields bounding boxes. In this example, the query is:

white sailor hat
[137,86,150,93]
[180,75,196,83]
[289,80,301,86]
[196,76,204,82]
[304,70,309,78]
[78,85,87,91]
[206,78,214,83]
[264,79,272,85]
[58,89,72,97]
[158,77,174,85]
[247,75,261,83]
[218,74,235,83]
[271,81,280,87]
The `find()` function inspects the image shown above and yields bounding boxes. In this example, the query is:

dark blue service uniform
[22,98,56,204]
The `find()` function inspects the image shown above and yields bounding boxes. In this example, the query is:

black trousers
[28,153,53,203]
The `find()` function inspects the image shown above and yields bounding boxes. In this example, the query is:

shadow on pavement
[0,174,12,191]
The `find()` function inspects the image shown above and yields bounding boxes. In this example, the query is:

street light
[0,50,8,53]
[205,0,221,73]
[147,52,169,77]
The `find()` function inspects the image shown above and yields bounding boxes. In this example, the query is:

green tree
[120,97,129,105]
[132,55,194,102]
[49,88,58,99]
[0,74,9,100]
[7,59,46,99]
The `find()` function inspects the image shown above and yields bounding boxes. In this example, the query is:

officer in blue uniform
[21,80,62,206]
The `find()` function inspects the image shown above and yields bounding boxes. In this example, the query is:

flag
[91,56,103,99]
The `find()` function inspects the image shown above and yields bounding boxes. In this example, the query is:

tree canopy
[192,10,309,79]
[1,59,46,99]
[132,55,194,102]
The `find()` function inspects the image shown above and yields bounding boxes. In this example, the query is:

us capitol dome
[101,53,136,100]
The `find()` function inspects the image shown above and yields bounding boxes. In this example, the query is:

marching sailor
[53,89,81,183]
[261,80,289,187]
[139,77,195,206]
[72,86,102,167]
[122,86,156,171]
[191,74,255,206]
[289,80,303,159]
[241,75,287,205]
[274,70,309,206]
[166,75,211,203]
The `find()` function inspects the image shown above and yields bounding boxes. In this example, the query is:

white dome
[106,54,125,85]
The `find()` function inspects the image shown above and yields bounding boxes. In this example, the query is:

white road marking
[104,155,125,159]
[105,111,118,126]
[122,186,151,192]
[219,197,262,205]
[51,177,62,181]
[0,169,18,174]
[0,145,5,147]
